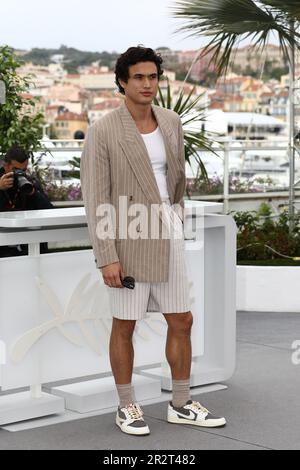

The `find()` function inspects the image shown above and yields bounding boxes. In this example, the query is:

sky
[0,0,208,53]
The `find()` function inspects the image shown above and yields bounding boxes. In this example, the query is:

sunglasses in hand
[121,276,135,290]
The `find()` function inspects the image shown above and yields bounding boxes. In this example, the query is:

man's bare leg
[163,311,193,407]
[110,317,136,383]
[109,317,136,407]
[163,311,226,427]
[163,311,193,379]
[110,317,151,434]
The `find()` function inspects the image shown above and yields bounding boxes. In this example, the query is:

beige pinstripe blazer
[80,100,186,282]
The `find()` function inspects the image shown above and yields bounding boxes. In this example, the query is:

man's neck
[125,98,154,125]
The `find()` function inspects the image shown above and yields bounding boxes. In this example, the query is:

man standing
[80,46,226,436]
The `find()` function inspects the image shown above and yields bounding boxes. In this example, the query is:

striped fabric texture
[107,198,191,320]
[80,100,187,282]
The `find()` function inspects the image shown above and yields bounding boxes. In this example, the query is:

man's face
[119,62,159,105]
[4,159,29,173]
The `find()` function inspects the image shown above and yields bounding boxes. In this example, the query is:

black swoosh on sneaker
[171,404,197,421]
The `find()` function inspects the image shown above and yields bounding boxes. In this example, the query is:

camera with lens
[13,169,34,195]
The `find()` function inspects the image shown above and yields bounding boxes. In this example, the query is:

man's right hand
[101,262,125,288]
[0,172,14,191]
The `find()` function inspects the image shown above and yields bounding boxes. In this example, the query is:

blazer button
[129,195,133,201]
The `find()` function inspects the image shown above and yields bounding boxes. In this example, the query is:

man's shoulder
[91,106,122,135]
[152,104,180,124]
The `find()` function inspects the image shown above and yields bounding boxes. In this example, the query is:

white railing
[34,138,298,214]
[210,139,293,213]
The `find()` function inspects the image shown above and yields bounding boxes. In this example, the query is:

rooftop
[91,100,121,111]
[55,112,88,122]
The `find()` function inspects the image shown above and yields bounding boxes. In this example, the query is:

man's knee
[111,317,136,339]
[165,311,193,335]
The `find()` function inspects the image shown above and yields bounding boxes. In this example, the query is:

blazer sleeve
[80,123,119,269]
[173,116,186,226]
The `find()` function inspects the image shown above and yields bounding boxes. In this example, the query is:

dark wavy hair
[4,145,30,163]
[115,46,164,95]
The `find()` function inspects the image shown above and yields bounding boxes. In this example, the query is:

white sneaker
[116,403,150,436]
[168,400,226,428]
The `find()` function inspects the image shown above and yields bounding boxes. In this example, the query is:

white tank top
[141,126,169,200]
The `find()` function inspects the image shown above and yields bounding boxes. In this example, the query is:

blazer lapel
[118,101,161,205]
[118,101,182,206]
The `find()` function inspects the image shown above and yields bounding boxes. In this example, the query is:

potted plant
[233,203,300,311]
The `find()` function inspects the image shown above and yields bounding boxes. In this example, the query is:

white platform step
[137,365,228,391]
[49,374,162,413]
[0,391,65,426]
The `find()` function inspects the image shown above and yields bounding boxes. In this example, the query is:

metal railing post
[223,139,230,214]
[288,20,296,233]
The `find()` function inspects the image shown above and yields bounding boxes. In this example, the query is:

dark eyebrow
[132,73,158,78]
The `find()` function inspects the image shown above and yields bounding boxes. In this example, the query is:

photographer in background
[0,145,53,211]
[0,145,54,257]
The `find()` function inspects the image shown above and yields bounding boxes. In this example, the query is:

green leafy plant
[0,45,45,160]
[68,156,80,179]
[232,203,300,264]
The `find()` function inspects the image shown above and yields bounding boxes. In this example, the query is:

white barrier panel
[0,203,235,425]
[0,247,204,390]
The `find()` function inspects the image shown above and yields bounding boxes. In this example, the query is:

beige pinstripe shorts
[107,198,191,321]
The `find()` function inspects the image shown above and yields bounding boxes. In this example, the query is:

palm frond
[260,1,300,21]
[154,81,216,183]
[157,84,166,108]
[167,78,172,107]
[171,0,300,75]
[173,86,195,114]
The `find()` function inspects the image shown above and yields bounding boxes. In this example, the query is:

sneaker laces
[189,401,209,414]
[126,403,143,420]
